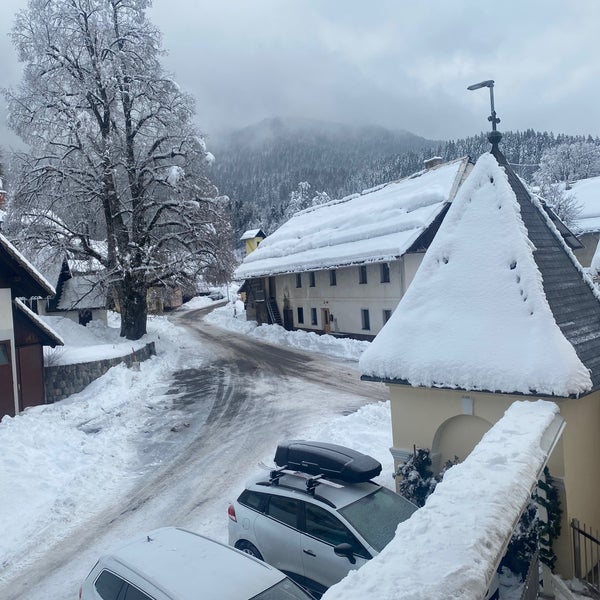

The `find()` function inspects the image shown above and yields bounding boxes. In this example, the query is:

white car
[228,441,418,598]
[80,526,314,600]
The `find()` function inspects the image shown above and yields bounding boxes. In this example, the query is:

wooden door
[17,345,44,411]
[0,340,15,417]
[321,308,331,334]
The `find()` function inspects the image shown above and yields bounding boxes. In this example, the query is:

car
[227,441,419,598]
[208,289,225,301]
[79,526,314,600]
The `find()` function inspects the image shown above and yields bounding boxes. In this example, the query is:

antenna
[467,79,500,132]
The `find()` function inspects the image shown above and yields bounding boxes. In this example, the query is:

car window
[304,503,367,556]
[338,487,418,552]
[249,577,313,599]
[266,496,299,528]
[124,583,153,600]
[239,490,267,512]
[95,570,125,600]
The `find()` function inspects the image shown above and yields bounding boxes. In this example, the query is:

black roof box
[274,440,382,484]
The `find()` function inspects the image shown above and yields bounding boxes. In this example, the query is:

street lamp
[467,79,500,132]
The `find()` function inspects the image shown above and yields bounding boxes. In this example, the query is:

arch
[432,414,493,472]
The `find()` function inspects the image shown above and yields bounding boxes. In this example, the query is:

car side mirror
[334,543,356,564]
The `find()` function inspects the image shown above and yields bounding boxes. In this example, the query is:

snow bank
[324,400,561,600]
[360,153,591,396]
[205,301,369,362]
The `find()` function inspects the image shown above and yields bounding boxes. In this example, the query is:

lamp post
[467,79,500,131]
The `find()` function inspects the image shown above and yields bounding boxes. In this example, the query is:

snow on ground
[205,300,369,362]
[0,300,572,600]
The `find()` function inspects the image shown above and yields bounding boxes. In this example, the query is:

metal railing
[572,518,600,594]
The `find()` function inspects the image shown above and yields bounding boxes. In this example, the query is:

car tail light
[227,504,237,522]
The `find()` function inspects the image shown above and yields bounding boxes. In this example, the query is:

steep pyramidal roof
[360,142,600,398]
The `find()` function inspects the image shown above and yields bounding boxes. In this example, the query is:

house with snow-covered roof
[234,157,474,339]
[570,175,600,267]
[359,131,600,578]
[0,233,63,418]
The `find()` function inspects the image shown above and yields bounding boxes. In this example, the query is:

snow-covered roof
[572,175,600,233]
[57,275,106,310]
[240,229,266,241]
[235,158,471,278]
[0,233,56,297]
[324,400,563,600]
[360,151,594,397]
[13,298,64,346]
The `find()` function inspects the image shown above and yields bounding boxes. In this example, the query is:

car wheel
[236,540,263,561]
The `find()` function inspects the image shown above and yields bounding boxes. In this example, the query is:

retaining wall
[44,342,156,403]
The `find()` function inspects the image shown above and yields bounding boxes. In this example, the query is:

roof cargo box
[274,440,382,483]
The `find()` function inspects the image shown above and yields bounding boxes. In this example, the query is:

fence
[571,518,600,594]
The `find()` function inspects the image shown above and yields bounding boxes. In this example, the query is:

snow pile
[0,314,193,579]
[235,159,466,278]
[324,400,561,600]
[360,153,591,396]
[205,301,370,361]
[42,315,149,365]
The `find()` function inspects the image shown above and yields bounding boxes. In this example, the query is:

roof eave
[359,374,592,400]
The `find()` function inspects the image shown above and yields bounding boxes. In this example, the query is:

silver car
[228,467,417,598]
[79,526,314,600]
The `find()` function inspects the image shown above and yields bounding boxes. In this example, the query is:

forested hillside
[211,118,600,238]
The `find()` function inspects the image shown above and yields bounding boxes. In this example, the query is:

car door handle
[303,549,316,557]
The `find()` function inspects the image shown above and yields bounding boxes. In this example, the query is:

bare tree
[5,0,234,339]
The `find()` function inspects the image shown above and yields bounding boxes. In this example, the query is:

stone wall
[44,342,156,403]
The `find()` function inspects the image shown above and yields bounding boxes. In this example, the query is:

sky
[1,0,600,151]
[0,298,565,599]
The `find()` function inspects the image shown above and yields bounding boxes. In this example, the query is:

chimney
[423,156,443,170]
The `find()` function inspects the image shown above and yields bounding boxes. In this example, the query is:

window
[124,585,153,600]
[359,265,367,284]
[239,490,267,513]
[329,269,337,286]
[95,570,125,599]
[309,272,316,287]
[311,308,318,326]
[380,262,390,283]
[297,307,304,324]
[267,496,299,528]
[383,309,392,324]
[0,343,9,365]
[296,273,302,288]
[304,504,367,557]
[361,309,370,331]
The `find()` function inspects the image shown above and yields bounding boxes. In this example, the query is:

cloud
[1,0,599,150]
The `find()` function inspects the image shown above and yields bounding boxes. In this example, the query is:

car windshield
[338,487,418,552]
[250,578,313,600]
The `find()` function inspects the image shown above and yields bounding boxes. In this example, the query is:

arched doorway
[432,415,492,471]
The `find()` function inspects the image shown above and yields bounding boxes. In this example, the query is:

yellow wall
[388,384,600,578]
[245,237,263,255]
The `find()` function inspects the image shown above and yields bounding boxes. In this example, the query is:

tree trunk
[119,276,148,340]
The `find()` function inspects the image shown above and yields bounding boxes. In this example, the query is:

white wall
[275,255,425,337]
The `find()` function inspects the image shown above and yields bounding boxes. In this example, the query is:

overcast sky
[1,0,599,151]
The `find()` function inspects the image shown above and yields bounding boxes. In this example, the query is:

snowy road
[4,307,387,599]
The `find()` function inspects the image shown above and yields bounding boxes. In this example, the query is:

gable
[0,235,55,298]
